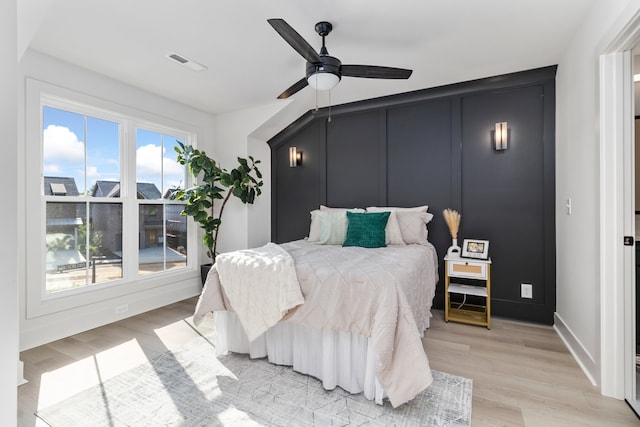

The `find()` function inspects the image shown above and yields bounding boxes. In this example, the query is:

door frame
[599,10,640,403]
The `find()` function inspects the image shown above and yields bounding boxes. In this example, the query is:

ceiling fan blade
[268,18,322,64]
[341,65,413,79]
[277,77,309,99]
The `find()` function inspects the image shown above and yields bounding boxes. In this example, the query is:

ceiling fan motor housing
[306,55,342,81]
[267,18,412,98]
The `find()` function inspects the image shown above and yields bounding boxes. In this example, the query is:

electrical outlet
[521,283,533,299]
[115,304,129,314]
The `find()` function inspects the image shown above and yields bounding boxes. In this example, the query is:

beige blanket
[193,239,439,408]
[194,243,304,341]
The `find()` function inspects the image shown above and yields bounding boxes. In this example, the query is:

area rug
[36,336,472,426]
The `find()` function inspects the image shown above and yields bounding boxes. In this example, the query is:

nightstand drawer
[448,260,487,279]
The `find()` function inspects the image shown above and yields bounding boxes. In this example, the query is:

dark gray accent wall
[273,120,325,244]
[268,66,556,324]
[326,111,382,207]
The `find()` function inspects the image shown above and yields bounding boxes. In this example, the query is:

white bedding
[194,239,439,407]
[214,242,304,341]
[213,311,388,403]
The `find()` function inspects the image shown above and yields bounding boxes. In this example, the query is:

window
[135,129,187,276]
[40,101,191,296]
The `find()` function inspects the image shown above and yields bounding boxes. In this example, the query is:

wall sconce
[289,146,302,167]
[494,122,508,150]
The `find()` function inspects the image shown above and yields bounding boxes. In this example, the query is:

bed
[193,206,438,407]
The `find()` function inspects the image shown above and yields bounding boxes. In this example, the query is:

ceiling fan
[267,18,413,99]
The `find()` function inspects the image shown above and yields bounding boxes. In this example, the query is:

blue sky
[43,106,185,196]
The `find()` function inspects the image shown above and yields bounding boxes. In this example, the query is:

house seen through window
[42,105,189,294]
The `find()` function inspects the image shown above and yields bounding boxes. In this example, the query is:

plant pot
[200,263,213,286]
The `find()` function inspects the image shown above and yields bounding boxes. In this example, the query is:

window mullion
[83,115,89,286]
[163,203,167,271]
[161,134,166,271]
[123,119,138,281]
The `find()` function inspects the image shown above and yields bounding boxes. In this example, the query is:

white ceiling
[26,0,596,116]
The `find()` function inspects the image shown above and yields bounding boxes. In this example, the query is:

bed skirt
[214,311,387,404]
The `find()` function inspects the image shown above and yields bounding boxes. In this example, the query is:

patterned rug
[36,336,472,426]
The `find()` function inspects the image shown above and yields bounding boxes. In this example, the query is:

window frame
[25,78,200,319]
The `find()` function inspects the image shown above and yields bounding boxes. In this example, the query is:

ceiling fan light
[308,72,340,91]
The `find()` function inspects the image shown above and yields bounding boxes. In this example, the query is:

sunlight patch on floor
[217,407,263,426]
[93,338,150,378]
[152,318,202,349]
[37,339,147,409]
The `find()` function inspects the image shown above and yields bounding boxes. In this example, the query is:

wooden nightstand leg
[444,261,450,322]
[486,264,491,329]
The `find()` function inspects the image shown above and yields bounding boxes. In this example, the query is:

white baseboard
[20,279,202,351]
[554,312,599,386]
[17,360,27,386]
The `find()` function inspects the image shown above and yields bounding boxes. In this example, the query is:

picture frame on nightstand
[461,239,490,260]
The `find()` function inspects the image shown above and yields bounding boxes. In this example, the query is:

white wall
[555,0,640,391]
[211,101,296,254]
[17,50,215,350]
[17,0,53,60]
[1,1,18,424]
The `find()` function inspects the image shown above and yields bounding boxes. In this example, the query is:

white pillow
[396,211,434,245]
[310,206,364,242]
[320,205,365,213]
[308,209,322,241]
[363,207,405,245]
[317,211,349,245]
[367,205,429,213]
[367,206,432,244]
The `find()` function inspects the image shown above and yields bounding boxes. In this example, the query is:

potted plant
[173,141,263,282]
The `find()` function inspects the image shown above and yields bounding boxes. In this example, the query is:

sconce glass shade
[289,147,302,167]
[494,122,508,150]
[307,72,340,91]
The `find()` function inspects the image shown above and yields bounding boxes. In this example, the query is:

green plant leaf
[220,174,232,187]
[175,142,264,261]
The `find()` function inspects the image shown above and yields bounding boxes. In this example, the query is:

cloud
[43,125,84,162]
[136,144,162,176]
[136,144,184,184]
[43,164,60,173]
[163,156,184,177]
[86,166,99,178]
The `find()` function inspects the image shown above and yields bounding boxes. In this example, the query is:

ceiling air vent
[168,53,188,64]
[165,52,208,72]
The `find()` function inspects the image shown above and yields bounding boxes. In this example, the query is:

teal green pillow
[343,211,390,248]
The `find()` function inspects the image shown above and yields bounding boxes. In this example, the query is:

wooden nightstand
[444,255,491,329]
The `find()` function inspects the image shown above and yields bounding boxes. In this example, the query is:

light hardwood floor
[17,298,640,426]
